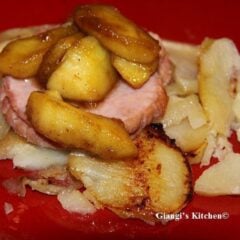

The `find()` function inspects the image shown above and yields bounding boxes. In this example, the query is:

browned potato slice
[112,54,158,88]
[26,91,137,160]
[38,33,84,83]
[0,25,77,78]
[47,36,117,101]
[74,4,159,64]
[69,125,192,223]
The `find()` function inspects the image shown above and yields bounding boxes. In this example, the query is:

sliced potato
[0,25,77,78]
[57,189,96,214]
[69,155,142,209]
[233,92,240,122]
[38,33,84,83]
[69,125,192,223]
[187,142,207,165]
[164,118,209,153]
[0,130,68,170]
[198,38,240,136]
[195,152,240,196]
[22,178,67,195]
[74,4,159,64]
[47,36,117,101]
[111,54,158,88]
[26,91,137,160]
[162,39,199,95]
[161,94,207,129]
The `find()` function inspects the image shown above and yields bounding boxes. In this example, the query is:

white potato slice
[199,38,240,136]
[232,92,240,142]
[198,38,240,166]
[233,93,240,122]
[164,118,209,153]
[0,131,68,170]
[161,94,207,129]
[187,142,207,165]
[162,39,199,95]
[195,152,240,196]
[57,189,96,214]
[201,132,233,167]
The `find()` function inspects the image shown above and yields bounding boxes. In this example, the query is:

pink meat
[0,50,171,148]
[89,64,169,134]
[0,78,56,148]
[2,77,41,121]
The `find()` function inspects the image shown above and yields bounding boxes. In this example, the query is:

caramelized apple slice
[74,4,160,64]
[111,54,158,88]
[26,91,137,160]
[38,32,84,83]
[0,25,77,78]
[47,36,117,101]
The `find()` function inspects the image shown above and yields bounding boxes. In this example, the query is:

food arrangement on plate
[0,2,240,232]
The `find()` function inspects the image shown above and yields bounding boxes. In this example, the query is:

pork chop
[0,78,56,148]
[0,39,171,147]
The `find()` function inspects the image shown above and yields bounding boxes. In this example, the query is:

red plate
[0,0,240,239]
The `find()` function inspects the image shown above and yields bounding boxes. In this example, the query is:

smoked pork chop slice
[0,53,171,147]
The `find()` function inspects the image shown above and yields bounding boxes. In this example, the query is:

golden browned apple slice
[74,4,159,64]
[0,25,77,78]
[38,32,84,83]
[0,25,56,52]
[47,36,117,101]
[69,125,192,223]
[0,25,55,42]
[26,91,137,160]
[111,54,158,88]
